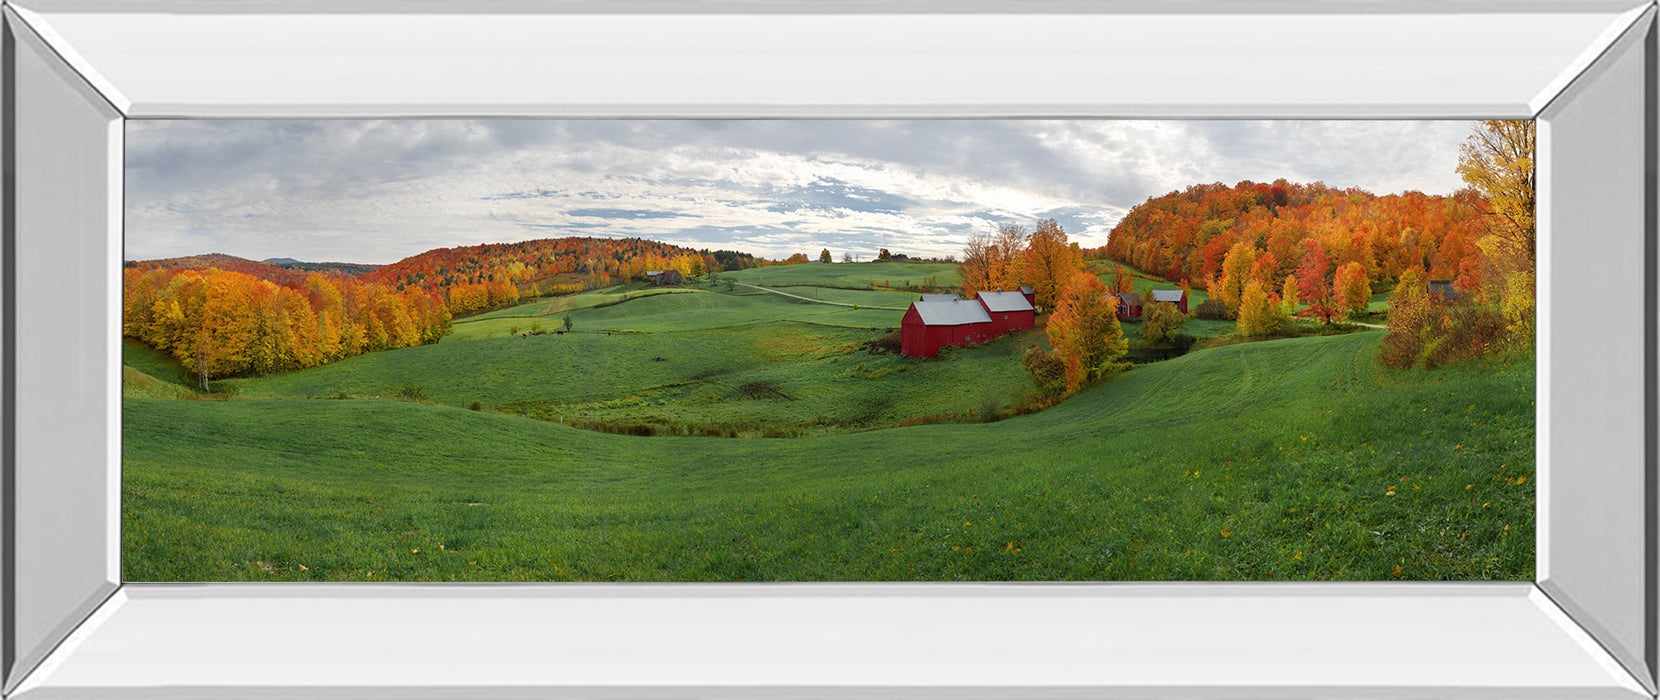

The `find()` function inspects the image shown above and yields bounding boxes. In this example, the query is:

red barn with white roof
[901,297,994,357]
[974,291,1036,335]
[901,291,1035,358]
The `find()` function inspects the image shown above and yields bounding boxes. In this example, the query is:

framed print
[4,0,1658,698]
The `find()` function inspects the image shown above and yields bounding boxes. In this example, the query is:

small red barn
[1019,285,1036,308]
[901,298,994,358]
[974,291,1036,335]
[1111,291,1142,319]
[1150,289,1188,314]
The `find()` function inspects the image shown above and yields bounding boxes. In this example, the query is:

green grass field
[229,316,1044,435]
[723,261,960,290]
[450,287,904,340]
[124,330,1534,582]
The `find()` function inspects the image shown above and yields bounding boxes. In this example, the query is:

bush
[977,394,1006,422]
[1380,297,1506,369]
[1193,298,1233,320]
[397,383,428,401]
[468,400,482,411]
[1021,346,1067,395]
[860,332,903,354]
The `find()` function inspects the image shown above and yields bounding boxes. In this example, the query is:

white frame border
[4,2,1658,698]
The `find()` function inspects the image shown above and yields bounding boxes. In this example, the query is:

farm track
[733,282,907,311]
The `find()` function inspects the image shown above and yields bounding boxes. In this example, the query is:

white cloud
[125,119,1477,264]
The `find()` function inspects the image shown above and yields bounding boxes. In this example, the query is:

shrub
[468,400,482,411]
[397,383,429,400]
[1380,296,1505,369]
[1021,346,1067,395]
[977,394,1006,422]
[1140,300,1188,344]
[1193,298,1233,320]
[860,332,903,354]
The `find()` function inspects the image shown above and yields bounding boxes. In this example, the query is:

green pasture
[450,288,903,340]
[227,318,1043,435]
[722,261,960,290]
[124,330,1535,582]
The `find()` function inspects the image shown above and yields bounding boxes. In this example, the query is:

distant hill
[268,260,382,277]
[127,253,380,285]
[126,253,307,287]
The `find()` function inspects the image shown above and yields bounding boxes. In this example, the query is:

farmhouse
[1150,289,1188,313]
[900,290,1036,358]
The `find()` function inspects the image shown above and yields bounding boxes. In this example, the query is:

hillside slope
[124,332,1535,582]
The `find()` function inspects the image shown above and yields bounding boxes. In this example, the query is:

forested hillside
[1101,180,1493,296]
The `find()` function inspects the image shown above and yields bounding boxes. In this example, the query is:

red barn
[1151,289,1188,314]
[901,298,994,357]
[1111,292,1142,319]
[1019,285,1036,308]
[974,291,1036,335]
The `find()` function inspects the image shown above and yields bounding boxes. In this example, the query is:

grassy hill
[230,316,1044,435]
[449,287,906,340]
[125,331,1535,582]
[723,261,960,290]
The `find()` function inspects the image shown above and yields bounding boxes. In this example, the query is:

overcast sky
[125,120,1476,265]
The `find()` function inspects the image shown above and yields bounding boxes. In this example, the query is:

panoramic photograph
[120,119,1536,582]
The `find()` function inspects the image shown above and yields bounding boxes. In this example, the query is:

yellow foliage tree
[1216,241,1257,311]
[1235,279,1290,337]
[1018,219,1083,311]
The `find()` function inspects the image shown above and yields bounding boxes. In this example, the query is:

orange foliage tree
[1046,273,1127,391]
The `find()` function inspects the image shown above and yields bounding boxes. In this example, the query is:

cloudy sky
[125,120,1476,265]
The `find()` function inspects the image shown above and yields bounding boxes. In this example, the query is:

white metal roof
[920,293,960,302]
[1151,289,1185,303]
[976,291,1034,313]
[911,299,993,326]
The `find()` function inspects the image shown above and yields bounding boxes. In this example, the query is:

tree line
[123,267,452,388]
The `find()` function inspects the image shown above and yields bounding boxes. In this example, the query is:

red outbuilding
[901,297,994,358]
[974,291,1036,336]
[1111,291,1142,319]
[1151,289,1188,314]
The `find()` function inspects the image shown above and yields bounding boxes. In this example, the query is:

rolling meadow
[122,258,1534,582]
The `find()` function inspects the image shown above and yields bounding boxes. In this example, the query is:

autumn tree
[877,248,892,262]
[1297,240,1337,323]
[960,231,996,297]
[990,223,1027,290]
[1110,265,1135,294]
[1458,120,1536,341]
[819,248,832,264]
[1216,242,1257,311]
[1140,299,1188,345]
[1019,219,1083,311]
[1280,274,1300,316]
[1236,279,1290,337]
[1333,262,1372,320]
[1046,273,1127,391]
[1458,121,1535,264]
